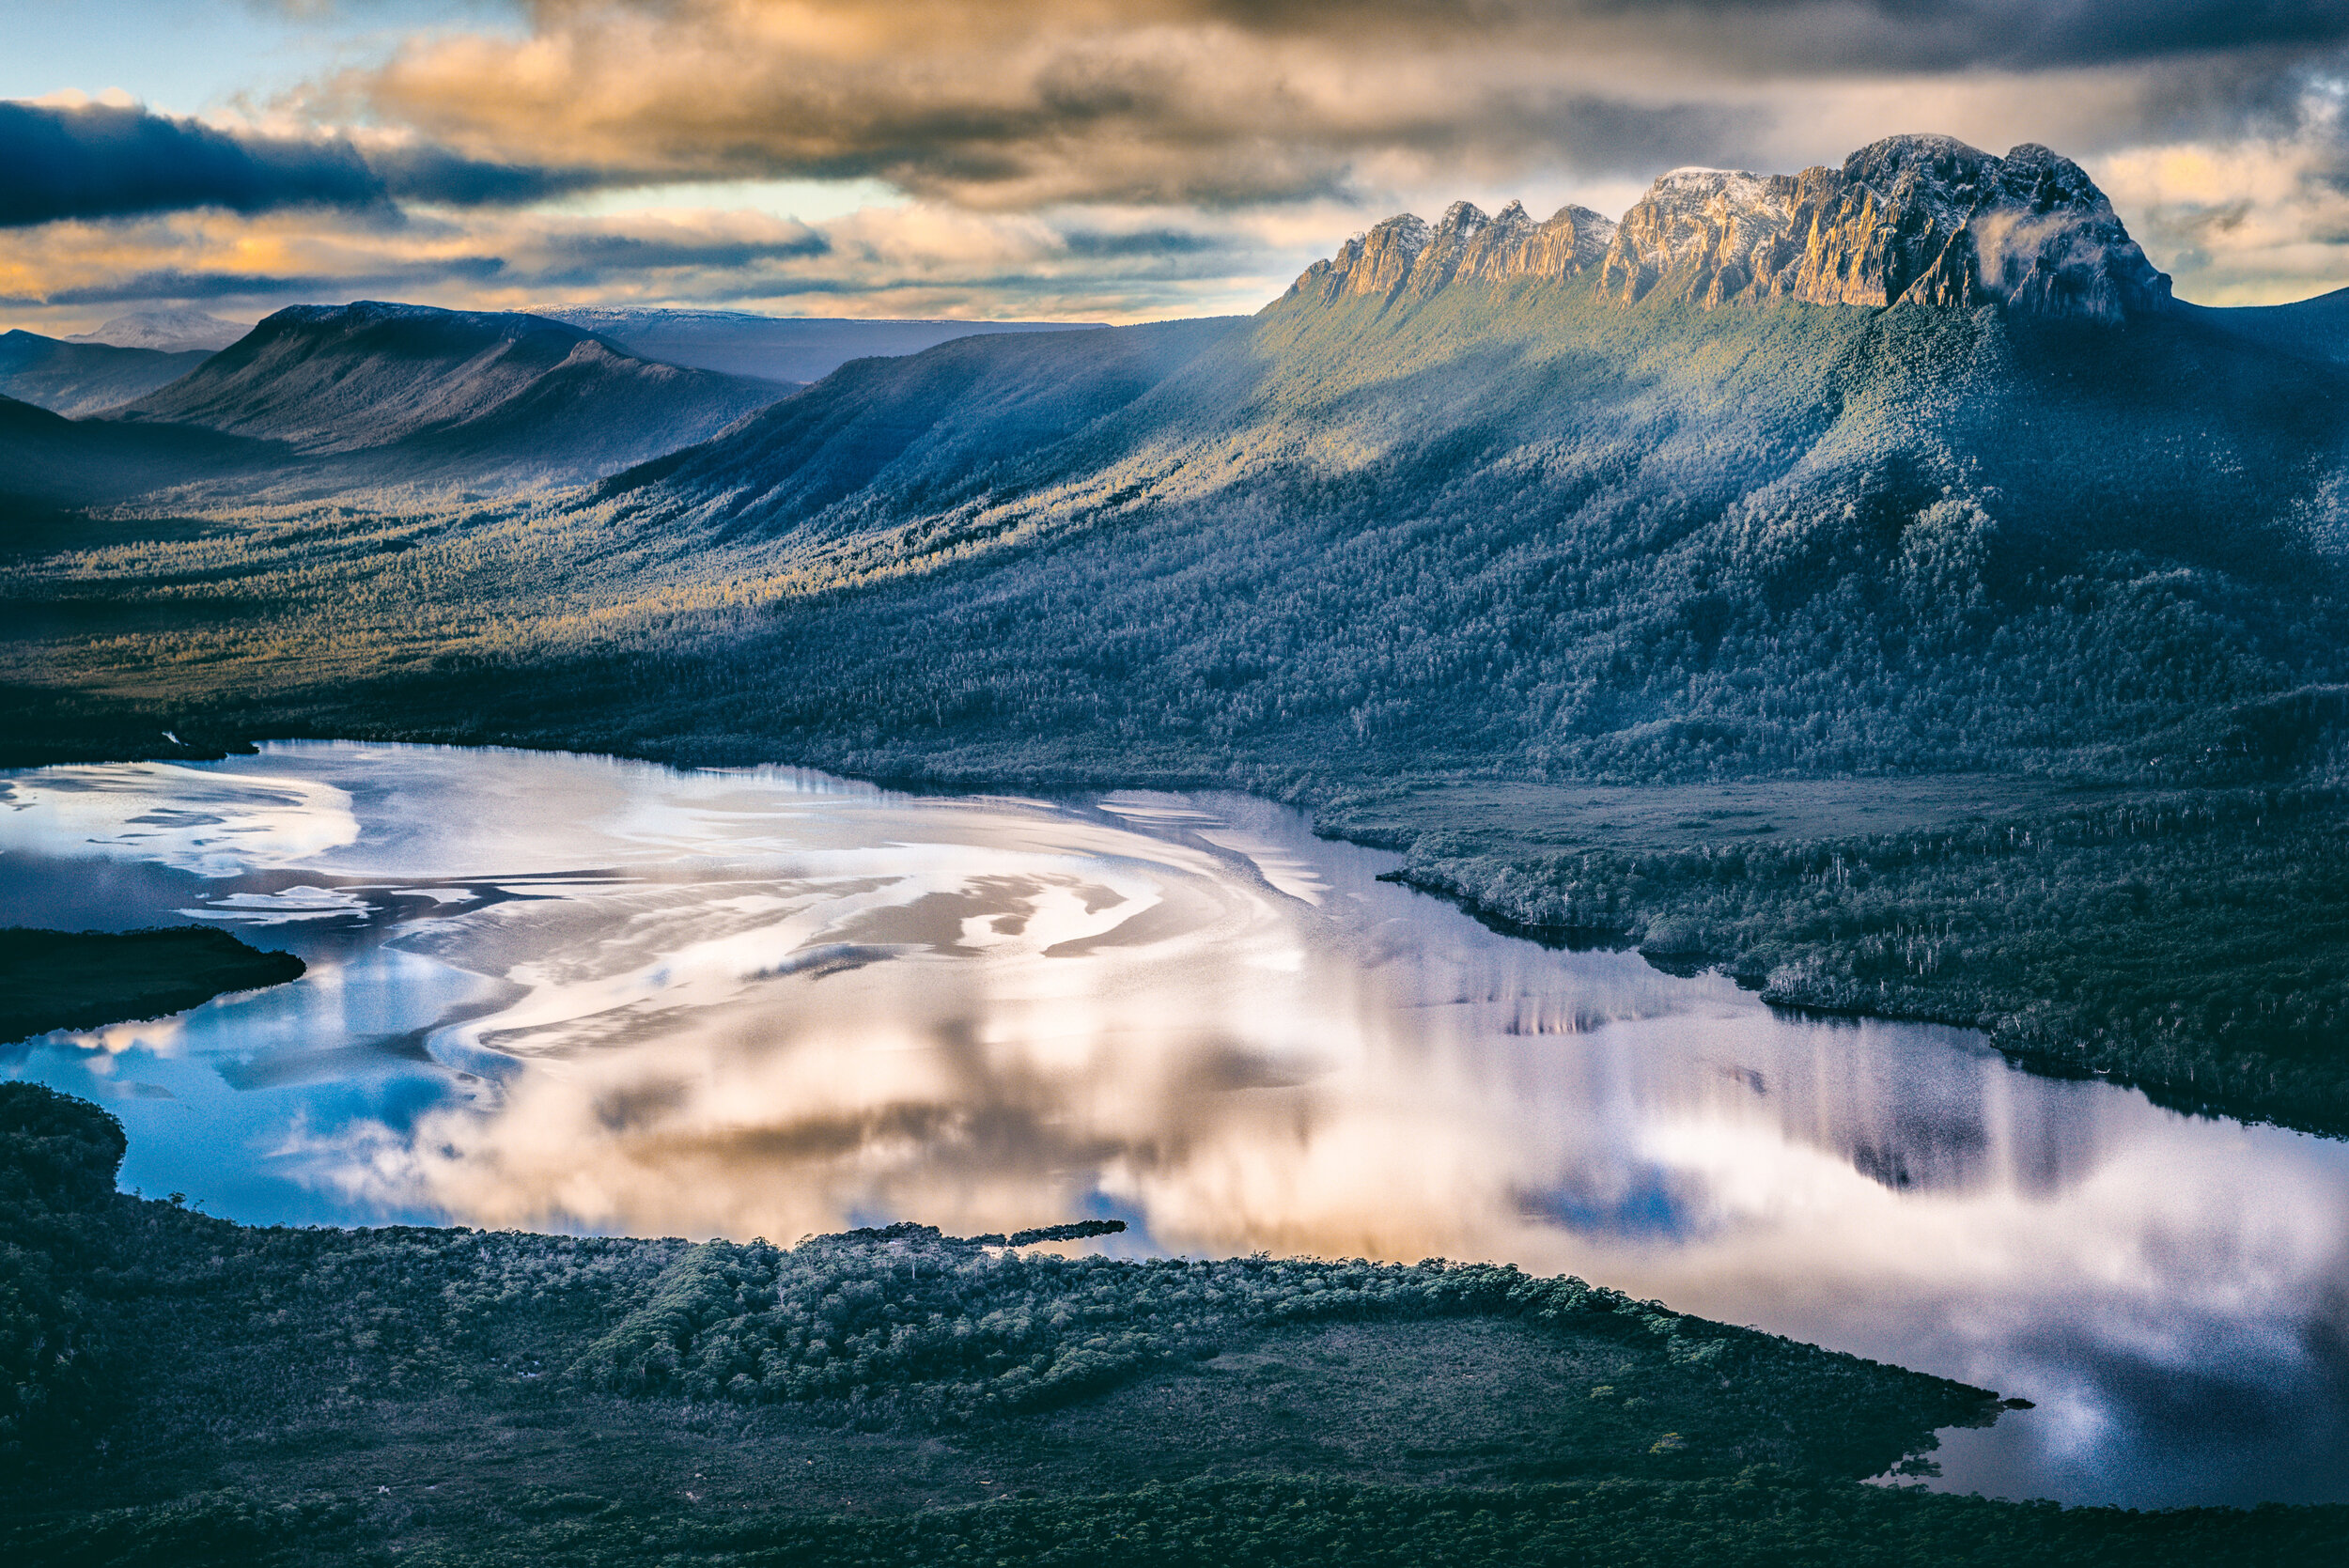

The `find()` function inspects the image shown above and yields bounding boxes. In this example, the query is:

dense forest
[1327,783,2349,1132]
[7,1080,2342,1566]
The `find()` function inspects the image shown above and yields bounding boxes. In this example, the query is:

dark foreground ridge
[4,1082,2340,1566]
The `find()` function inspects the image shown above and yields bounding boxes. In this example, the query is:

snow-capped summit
[66,307,251,353]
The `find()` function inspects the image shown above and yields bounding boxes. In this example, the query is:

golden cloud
[0,196,1315,330]
[15,2,2349,318]
[346,0,1768,209]
[334,2,2349,210]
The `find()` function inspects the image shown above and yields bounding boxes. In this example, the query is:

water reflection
[5,742,2347,1509]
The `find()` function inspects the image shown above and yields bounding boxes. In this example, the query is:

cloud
[0,100,620,227]
[0,100,381,225]
[0,199,1286,329]
[17,1,2349,316]
[2091,76,2349,303]
[345,1,1788,210]
[339,2,2349,209]
[367,140,614,206]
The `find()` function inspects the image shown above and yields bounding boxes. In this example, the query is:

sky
[8,1,2349,332]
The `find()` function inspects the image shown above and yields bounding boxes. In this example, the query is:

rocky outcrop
[1285,200,1616,305]
[1595,168,1803,309]
[1290,134,2172,323]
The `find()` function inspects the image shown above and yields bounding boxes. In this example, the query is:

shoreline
[10,725,2347,1141]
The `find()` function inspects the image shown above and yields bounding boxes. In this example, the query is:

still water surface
[4,741,2346,1509]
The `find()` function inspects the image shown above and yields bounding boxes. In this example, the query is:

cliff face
[1285,199,1618,305]
[1289,134,2172,323]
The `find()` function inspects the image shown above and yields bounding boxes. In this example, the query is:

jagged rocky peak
[1598,133,2171,320]
[1285,199,1617,303]
[1596,167,1803,309]
[1290,134,2171,322]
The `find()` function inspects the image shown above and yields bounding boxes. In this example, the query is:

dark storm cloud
[1058,229,1223,258]
[1198,2,2349,70]
[24,256,509,305]
[1711,1,2349,71]
[532,228,833,271]
[0,101,381,225]
[0,101,621,227]
[368,144,614,207]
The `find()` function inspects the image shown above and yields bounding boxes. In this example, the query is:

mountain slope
[2186,287,2349,365]
[606,318,1243,544]
[0,331,211,418]
[537,308,1107,385]
[568,134,2346,783]
[108,303,786,483]
[0,392,280,508]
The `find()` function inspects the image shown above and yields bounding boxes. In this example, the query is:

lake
[5,740,2346,1509]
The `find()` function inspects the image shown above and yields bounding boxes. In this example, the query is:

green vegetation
[1328,780,2349,1133]
[3,1082,2340,1565]
[0,928,305,1046]
[14,1475,2349,1568]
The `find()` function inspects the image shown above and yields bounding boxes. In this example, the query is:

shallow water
[5,740,2346,1508]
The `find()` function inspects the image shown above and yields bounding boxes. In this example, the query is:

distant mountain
[66,307,251,353]
[535,307,1108,386]
[0,331,211,418]
[106,302,786,485]
[2185,287,2349,365]
[576,132,2349,781]
[0,392,278,508]
[605,319,1226,534]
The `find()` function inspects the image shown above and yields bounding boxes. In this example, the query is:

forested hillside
[564,266,2349,785]
[0,392,281,508]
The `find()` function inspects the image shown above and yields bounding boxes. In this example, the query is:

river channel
[4,741,2345,1509]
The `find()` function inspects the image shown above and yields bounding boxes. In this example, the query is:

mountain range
[0,331,212,418]
[536,136,2346,784]
[102,302,784,487]
[0,304,1124,504]
[19,132,2349,1138]
[14,132,2349,783]
[535,308,1107,386]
